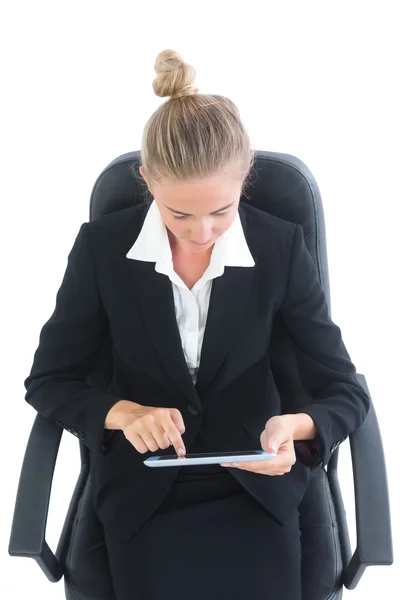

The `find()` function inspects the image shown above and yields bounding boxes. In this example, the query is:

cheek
[166,218,187,237]
[216,216,235,233]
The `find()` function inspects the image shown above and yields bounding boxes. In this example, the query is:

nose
[190,220,212,243]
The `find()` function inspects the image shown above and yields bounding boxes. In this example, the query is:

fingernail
[220,463,229,467]
[178,448,185,456]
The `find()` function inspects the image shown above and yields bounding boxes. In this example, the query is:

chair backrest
[90,150,331,305]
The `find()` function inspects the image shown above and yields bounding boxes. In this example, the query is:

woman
[24,49,370,600]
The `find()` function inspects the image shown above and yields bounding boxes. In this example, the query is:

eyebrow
[164,201,235,217]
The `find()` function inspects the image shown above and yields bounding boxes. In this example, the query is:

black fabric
[105,470,301,600]
[65,468,342,600]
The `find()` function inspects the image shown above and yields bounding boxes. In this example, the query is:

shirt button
[188,404,201,416]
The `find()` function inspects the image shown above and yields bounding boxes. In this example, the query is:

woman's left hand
[220,415,296,476]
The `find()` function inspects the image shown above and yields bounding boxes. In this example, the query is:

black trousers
[104,468,302,600]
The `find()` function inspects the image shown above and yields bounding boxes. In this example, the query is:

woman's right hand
[105,400,186,456]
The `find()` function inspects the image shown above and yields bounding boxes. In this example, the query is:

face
[139,166,242,255]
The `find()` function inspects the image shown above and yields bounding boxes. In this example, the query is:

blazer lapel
[195,262,257,396]
[126,259,201,406]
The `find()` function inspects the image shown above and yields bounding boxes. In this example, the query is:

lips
[189,239,212,246]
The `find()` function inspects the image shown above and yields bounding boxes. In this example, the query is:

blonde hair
[139,49,255,198]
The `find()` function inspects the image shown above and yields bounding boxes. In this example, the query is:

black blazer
[24,202,370,541]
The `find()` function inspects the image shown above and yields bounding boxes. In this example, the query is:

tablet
[144,450,276,467]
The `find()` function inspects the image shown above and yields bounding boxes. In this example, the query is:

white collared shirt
[126,201,255,384]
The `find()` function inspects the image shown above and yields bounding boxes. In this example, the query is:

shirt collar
[126,201,255,288]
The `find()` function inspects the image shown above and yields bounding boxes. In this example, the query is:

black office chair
[9,150,393,600]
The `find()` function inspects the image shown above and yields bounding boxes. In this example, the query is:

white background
[1,1,399,598]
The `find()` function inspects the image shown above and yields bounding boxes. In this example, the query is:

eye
[172,211,228,221]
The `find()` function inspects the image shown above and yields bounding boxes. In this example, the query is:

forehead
[154,173,241,215]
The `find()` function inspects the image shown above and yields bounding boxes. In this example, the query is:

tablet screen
[155,451,262,461]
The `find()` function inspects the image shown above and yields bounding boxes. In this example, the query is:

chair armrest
[8,413,90,582]
[328,373,394,590]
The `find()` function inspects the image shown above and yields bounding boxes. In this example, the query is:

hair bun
[153,49,199,99]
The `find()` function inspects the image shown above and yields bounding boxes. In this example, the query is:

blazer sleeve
[24,222,123,456]
[278,224,371,467]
